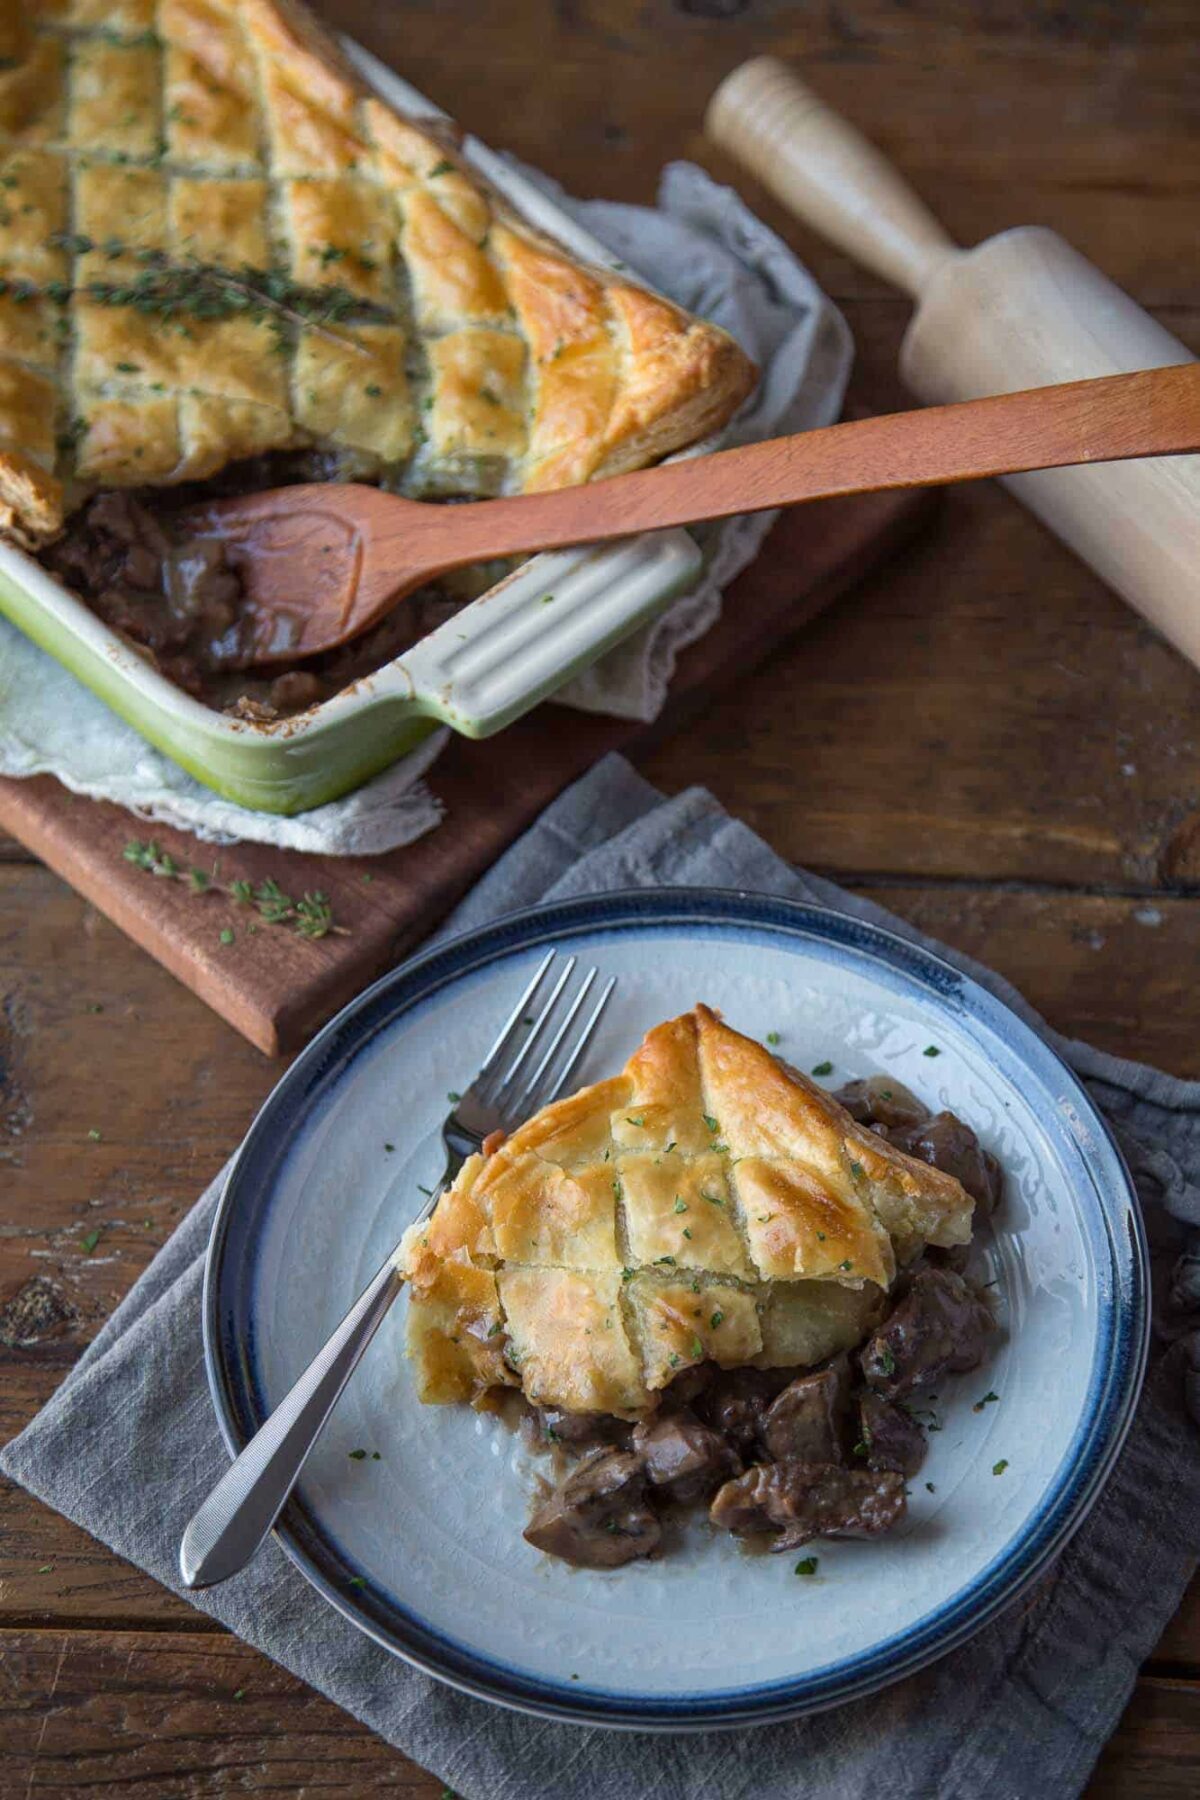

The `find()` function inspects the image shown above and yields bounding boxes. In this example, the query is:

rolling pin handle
[707,56,955,299]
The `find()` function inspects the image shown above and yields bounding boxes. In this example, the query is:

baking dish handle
[396,530,703,737]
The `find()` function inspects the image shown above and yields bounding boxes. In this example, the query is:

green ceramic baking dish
[0,50,707,816]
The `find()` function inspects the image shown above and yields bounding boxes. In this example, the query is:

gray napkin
[4,754,1199,1800]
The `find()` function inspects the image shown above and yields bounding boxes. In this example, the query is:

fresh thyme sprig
[34,239,388,356]
[122,840,346,940]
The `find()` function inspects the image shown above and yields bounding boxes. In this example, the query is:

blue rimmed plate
[203,890,1148,1730]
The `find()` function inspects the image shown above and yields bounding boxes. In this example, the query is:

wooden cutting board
[0,485,933,1054]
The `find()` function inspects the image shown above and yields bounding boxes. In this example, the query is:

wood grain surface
[3,1,1200,1795]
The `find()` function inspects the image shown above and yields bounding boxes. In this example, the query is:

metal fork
[179,951,615,1590]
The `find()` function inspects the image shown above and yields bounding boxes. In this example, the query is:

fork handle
[179,1252,405,1589]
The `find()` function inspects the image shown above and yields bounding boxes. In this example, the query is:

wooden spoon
[177,364,1200,668]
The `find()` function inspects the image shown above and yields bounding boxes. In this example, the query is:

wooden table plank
[0,1625,1195,1798]
[1091,1680,1200,1798]
[0,1628,443,1797]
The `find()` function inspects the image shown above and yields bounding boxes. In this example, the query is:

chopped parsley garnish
[219,928,235,946]
[794,1556,819,1576]
[710,1309,724,1330]
[702,1191,725,1208]
[839,1259,853,1272]
[878,1346,896,1376]
[428,159,455,178]
[673,1197,688,1214]
[923,1045,941,1058]
[613,1177,624,1202]
[992,1458,1009,1476]
[348,1575,366,1588]
[767,1031,781,1045]
[447,1091,461,1104]
[703,1114,719,1133]
[852,1439,868,1459]
[348,1449,368,1461]
[849,1160,863,1179]
[668,1353,681,1368]
[87,1128,102,1142]
[682,1226,693,1240]
[80,1229,102,1254]
[690,1335,704,1359]
[973,1391,1000,1412]
[621,1268,635,1281]
[926,1482,936,1493]
[626,1115,645,1128]
[664,1140,676,1154]
[655,1255,676,1266]
[811,1060,833,1076]
[486,1321,503,1338]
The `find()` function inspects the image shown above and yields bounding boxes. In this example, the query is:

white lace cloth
[0,163,851,853]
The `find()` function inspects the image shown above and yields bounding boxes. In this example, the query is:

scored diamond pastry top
[0,0,755,546]
[399,1006,975,1418]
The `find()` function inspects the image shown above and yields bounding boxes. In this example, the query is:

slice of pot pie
[0,0,756,552]
[398,1005,976,1420]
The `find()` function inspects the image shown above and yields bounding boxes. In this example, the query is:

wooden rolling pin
[707,57,1200,669]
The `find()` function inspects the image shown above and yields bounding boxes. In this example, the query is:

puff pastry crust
[399,1006,975,1418]
[0,0,756,547]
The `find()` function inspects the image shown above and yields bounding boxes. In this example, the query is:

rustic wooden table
[3,2,1199,1793]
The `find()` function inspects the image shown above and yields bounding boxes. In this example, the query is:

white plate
[203,890,1148,1728]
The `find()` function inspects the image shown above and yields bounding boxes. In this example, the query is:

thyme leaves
[37,239,387,357]
[123,840,346,941]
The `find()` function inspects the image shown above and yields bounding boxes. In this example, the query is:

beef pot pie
[399,1005,1002,1569]
[0,0,756,714]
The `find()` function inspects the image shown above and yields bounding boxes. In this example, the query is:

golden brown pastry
[399,1006,974,1419]
[0,0,756,547]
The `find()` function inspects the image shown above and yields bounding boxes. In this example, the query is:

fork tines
[478,950,615,1117]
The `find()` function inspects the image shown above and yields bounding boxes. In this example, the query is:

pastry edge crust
[0,450,63,549]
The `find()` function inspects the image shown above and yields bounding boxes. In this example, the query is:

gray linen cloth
[4,754,1199,1799]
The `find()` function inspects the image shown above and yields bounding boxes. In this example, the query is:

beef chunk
[759,1358,851,1464]
[861,1267,995,1400]
[858,1389,927,1477]
[698,1367,792,1453]
[44,491,248,682]
[886,1110,1003,1214]
[632,1410,741,1503]
[524,1448,660,1569]
[534,1408,629,1451]
[833,1075,929,1131]
[658,1362,717,1410]
[710,1460,906,1550]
